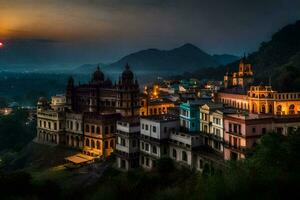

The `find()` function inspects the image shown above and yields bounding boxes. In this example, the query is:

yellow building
[140,97,175,116]
[217,85,300,115]
[83,113,121,158]
[224,56,254,88]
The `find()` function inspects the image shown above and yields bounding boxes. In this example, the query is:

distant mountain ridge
[78,43,238,73]
[107,43,218,72]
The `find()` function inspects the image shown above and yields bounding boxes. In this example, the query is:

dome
[92,66,104,83]
[37,97,48,105]
[122,63,134,81]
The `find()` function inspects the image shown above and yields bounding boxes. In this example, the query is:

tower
[116,64,140,117]
[66,76,75,110]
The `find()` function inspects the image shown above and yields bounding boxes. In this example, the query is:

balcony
[224,142,247,153]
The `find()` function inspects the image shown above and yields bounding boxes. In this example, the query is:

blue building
[179,99,210,132]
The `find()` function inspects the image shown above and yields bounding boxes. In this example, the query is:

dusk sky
[1,0,300,64]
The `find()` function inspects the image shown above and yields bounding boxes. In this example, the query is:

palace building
[37,64,140,160]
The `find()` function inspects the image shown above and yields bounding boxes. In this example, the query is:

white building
[115,118,140,171]
[140,115,179,169]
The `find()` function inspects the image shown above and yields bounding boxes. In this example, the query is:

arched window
[277,105,282,115]
[96,127,100,134]
[96,141,100,149]
[85,124,89,132]
[252,103,257,113]
[261,105,266,114]
[182,151,187,162]
[289,104,295,114]
[269,104,273,114]
[172,149,177,159]
[110,140,114,148]
[85,139,90,147]
[91,140,95,148]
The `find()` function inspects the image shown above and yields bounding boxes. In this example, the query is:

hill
[106,43,219,72]
[212,54,239,65]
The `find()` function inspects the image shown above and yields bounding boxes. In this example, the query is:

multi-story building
[115,117,140,171]
[37,101,65,145]
[140,97,175,116]
[83,112,120,158]
[36,65,140,162]
[224,113,300,160]
[65,112,83,149]
[139,115,179,169]
[199,103,225,153]
[180,99,210,133]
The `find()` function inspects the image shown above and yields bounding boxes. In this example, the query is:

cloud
[0,0,300,63]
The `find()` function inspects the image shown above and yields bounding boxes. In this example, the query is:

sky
[0,0,300,65]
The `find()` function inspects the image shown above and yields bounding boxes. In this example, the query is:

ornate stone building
[37,64,140,160]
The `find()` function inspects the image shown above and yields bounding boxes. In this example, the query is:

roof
[141,114,179,122]
[65,153,94,164]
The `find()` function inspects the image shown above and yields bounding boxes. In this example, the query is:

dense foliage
[0,110,36,152]
[0,131,299,199]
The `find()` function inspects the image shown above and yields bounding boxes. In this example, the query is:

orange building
[140,97,175,116]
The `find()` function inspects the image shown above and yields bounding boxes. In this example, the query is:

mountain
[106,43,218,72]
[212,54,239,65]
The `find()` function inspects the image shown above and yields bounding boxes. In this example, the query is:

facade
[140,97,175,116]
[65,112,83,149]
[83,113,120,158]
[224,113,300,160]
[140,115,179,169]
[37,108,65,145]
[199,103,225,153]
[179,99,209,133]
[217,85,300,115]
[115,117,140,170]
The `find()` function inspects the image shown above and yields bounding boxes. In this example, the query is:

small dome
[92,66,104,83]
[37,97,48,105]
[122,63,134,81]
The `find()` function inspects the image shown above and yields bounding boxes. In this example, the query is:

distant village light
[0,42,3,47]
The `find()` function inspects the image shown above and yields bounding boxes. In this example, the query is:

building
[224,113,300,160]
[216,85,300,115]
[83,112,120,158]
[180,99,210,133]
[36,64,141,162]
[199,103,225,153]
[224,56,254,88]
[115,117,140,170]
[139,115,179,169]
[65,112,84,149]
[37,100,65,145]
[140,97,175,116]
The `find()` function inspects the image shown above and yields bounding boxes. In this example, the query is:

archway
[277,105,282,115]
[289,104,295,114]
[268,104,273,114]
[261,105,266,114]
